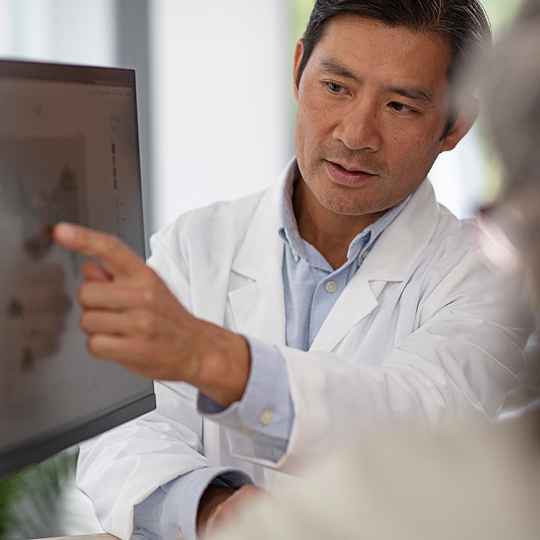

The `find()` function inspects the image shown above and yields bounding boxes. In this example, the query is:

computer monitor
[0,59,156,478]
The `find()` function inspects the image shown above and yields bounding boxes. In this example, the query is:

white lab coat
[77,161,531,539]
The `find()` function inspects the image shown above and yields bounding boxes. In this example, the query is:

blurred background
[0,0,526,537]
[0,0,524,238]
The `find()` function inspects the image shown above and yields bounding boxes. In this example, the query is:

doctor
[54,1,530,539]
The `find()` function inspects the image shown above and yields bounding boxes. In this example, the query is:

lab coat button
[260,410,274,424]
[325,281,337,293]
[240,426,254,435]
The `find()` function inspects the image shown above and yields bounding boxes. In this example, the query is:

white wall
[150,0,291,232]
[430,127,487,219]
[0,0,115,66]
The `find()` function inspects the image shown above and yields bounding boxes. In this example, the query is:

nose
[333,99,381,152]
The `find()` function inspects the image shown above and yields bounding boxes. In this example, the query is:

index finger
[53,222,145,277]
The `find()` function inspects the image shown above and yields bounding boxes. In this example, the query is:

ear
[293,39,305,102]
[439,96,480,152]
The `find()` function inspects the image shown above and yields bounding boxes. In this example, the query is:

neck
[293,178,386,270]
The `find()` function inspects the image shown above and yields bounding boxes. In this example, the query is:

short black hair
[296,0,492,136]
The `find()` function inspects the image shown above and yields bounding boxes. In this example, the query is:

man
[54,1,531,539]
[209,3,540,538]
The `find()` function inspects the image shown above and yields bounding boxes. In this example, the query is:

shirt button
[361,250,370,260]
[325,280,337,293]
[260,410,274,424]
[240,426,254,435]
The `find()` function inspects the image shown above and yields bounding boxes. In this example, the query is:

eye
[326,82,347,94]
[389,101,416,114]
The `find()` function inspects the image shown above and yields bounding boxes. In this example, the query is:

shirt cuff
[198,336,295,461]
[133,467,252,540]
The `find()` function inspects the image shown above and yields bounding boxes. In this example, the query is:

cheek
[296,90,334,141]
[294,105,320,161]
[384,132,442,188]
[389,125,443,165]
[293,112,306,157]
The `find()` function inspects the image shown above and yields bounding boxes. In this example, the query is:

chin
[319,196,370,216]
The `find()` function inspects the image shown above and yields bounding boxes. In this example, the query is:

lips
[332,161,373,175]
[326,160,377,186]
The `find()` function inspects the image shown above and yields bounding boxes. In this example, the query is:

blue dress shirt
[133,163,409,540]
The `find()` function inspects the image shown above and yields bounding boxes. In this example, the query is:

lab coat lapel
[228,170,287,346]
[310,179,440,352]
[309,272,379,352]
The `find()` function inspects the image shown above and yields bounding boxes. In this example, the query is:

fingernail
[55,222,77,243]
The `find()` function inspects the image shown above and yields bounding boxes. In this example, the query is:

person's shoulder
[154,189,267,247]
[154,158,294,247]
[400,202,490,297]
[428,203,482,259]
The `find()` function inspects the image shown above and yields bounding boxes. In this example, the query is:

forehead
[310,14,451,92]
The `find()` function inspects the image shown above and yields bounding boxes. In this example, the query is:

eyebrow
[319,59,359,82]
[389,86,434,105]
[318,58,435,105]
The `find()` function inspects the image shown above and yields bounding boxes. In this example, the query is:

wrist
[195,326,251,409]
[196,484,236,536]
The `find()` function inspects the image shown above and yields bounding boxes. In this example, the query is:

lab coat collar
[310,179,440,352]
[229,160,441,350]
[231,159,440,285]
[360,178,440,282]
[230,159,293,281]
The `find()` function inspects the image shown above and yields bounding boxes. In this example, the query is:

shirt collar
[278,159,412,265]
[278,163,307,258]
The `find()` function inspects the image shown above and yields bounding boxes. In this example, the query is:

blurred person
[205,1,540,539]
[52,1,533,539]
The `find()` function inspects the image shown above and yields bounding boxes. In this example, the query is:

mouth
[332,161,374,174]
[326,160,377,185]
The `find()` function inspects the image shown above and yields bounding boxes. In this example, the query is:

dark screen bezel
[0,58,154,479]
[0,392,156,480]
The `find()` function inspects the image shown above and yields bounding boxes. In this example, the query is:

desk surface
[42,535,117,540]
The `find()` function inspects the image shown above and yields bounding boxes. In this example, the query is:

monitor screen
[0,59,155,478]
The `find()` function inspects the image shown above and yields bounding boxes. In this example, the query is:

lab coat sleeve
[133,467,253,540]
[76,225,232,540]
[199,336,293,462]
[238,250,532,472]
[77,381,214,540]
